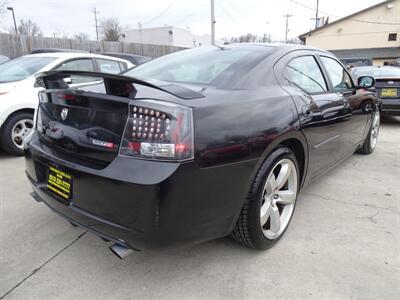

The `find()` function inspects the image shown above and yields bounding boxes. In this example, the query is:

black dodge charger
[25,44,381,258]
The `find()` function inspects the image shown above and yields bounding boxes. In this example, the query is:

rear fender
[246,129,309,193]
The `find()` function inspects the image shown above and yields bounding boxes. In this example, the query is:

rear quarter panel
[193,86,301,168]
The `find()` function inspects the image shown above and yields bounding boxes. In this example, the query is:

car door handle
[302,105,313,117]
[341,90,355,97]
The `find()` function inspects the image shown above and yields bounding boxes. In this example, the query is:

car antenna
[213,43,226,50]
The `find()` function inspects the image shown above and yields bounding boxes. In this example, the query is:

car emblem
[61,108,68,121]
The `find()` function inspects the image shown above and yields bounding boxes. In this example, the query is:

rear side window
[118,62,128,71]
[285,56,327,93]
[97,59,122,74]
[320,56,353,91]
[55,58,96,84]
[56,59,95,72]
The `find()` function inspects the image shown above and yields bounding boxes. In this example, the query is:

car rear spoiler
[35,70,205,100]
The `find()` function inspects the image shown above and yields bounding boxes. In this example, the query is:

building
[299,0,400,66]
[122,26,212,48]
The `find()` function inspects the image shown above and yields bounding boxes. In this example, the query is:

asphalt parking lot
[0,117,399,300]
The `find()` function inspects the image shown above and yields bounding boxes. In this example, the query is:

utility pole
[7,7,18,35]
[283,14,293,43]
[92,6,100,41]
[211,0,216,45]
[315,0,319,29]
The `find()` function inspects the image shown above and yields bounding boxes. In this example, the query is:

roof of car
[102,52,151,58]
[217,43,333,58]
[352,66,400,70]
[25,52,133,63]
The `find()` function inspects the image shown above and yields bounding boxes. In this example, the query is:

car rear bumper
[25,133,255,250]
[382,98,400,115]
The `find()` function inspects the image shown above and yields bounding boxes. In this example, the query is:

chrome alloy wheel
[370,111,380,150]
[260,158,298,240]
[11,119,34,150]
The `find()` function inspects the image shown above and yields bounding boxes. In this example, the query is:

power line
[289,0,400,25]
[217,2,237,22]
[141,1,176,26]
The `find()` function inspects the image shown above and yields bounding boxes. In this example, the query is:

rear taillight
[119,100,194,161]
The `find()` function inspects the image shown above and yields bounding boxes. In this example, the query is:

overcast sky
[0,0,383,40]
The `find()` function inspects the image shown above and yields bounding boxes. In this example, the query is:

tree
[52,30,70,39]
[100,18,122,41]
[18,19,42,37]
[0,0,7,18]
[225,33,271,44]
[73,32,89,42]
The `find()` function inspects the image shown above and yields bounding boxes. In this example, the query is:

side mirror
[357,76,375,89]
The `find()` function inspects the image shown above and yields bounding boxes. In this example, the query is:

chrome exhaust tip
[109,243,134,260]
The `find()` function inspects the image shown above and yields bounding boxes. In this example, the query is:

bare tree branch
[0,0,9,23]
[74,32,90,42]
[101,18,122,41]
[18,19,42,37]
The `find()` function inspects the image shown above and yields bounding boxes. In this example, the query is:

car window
[97,59,122,74]
[56,58,96,84]
[320,56,353,91]
[118,62,128,71]
[353,67,400,78]
[0,56,56,83]
[56,59,95,72]
[126,47,266,85]
[285,56,327,93]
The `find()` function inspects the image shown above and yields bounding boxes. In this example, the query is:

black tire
[357,111,380,155]
[231,146,299,250]
[0,112,34,156]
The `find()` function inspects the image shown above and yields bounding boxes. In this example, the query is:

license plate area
[381,88,398,98]
[47,166,73,202]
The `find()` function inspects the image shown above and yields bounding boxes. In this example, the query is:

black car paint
[25,44,380,250]
[374,78,400,116]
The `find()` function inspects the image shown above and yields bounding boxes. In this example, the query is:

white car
[0,55,9,64]
[0,52,134,155]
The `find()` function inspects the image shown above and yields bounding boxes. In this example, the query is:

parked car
[340,57,373,69]
[25,44,380,258]
[0,54,9,64]
[351,66,400,116]
[31,48,88,54]
[0,53,134,155]
[101,52,151,66]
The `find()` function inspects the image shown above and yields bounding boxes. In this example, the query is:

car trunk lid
[35,71,204,168]
[37,90,129,168]
[374,77,400,98]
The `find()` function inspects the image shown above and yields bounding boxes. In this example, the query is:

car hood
[0,81,20,94]
[0,78,33,95]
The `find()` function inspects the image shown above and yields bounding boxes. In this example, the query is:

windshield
[353,67,400,78]
[125,46,268,86]
[0,56,56,82]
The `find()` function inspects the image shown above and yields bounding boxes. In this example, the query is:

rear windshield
[353,67,400,78]
[125,47,269,86]
[0,56,56,83]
